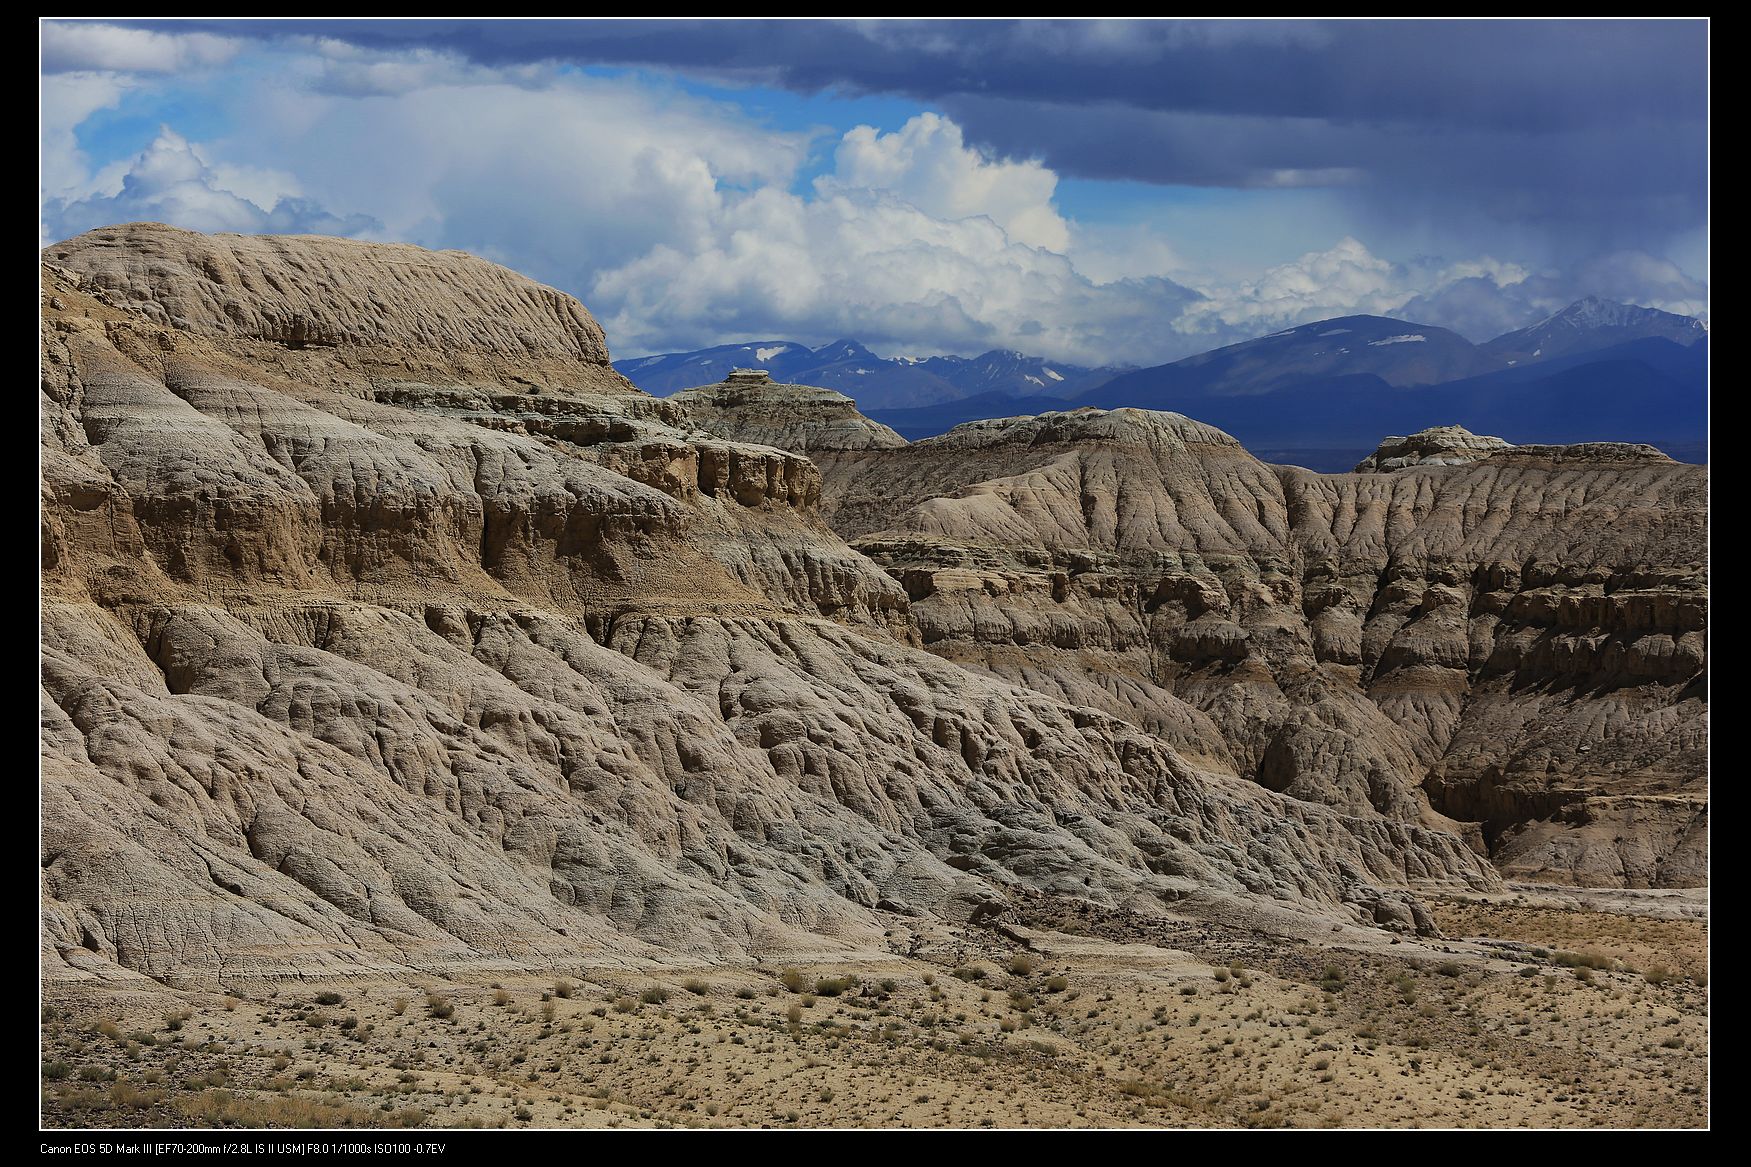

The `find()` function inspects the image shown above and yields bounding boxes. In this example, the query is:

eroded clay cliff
[808,408,1704,889]
[41,226,1498,991]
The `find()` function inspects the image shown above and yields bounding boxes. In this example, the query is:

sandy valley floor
[40,885,1707,1129]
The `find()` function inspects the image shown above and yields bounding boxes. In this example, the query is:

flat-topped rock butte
[669,369,906,453]
[42,226,1705,998]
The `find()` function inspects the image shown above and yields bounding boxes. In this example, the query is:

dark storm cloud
[941,93,1705,260]
[88,18,1708,257]
[97,19,1704,133]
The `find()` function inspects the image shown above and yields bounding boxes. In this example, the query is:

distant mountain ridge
[867,299,1707,467]
[1480,297,1706,366]
[1080,315,1491,409]
[620,299,1706,468]
[615,338,1126,410]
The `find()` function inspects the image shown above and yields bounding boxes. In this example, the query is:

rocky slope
[816,408,1706,889]
[41,225,1499,992]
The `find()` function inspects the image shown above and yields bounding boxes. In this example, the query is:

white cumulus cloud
[819,113,1071,253]
[43,128,380,241]
[591,184,1195,365]
[1177,236,1543,340]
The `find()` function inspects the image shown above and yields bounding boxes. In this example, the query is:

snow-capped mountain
[868,303,1706,467]
[614,339,1124,410]
[1078,314,1490,408]
[1480,297,1707,366]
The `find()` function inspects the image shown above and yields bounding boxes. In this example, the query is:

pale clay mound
[43,227,1489,991]
[41,227,1703,996]
[42,222,633,398]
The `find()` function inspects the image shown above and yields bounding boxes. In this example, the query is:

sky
[39,18,1709,366]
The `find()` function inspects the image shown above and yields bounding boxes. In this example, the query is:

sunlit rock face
[821,407,1705,890]
[45,226,1528,989]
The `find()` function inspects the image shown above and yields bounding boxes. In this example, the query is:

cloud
[41,72,130,203]
[1398,278,1547,341]
[589,184,1198,366]
[133,19,1699,133]
[1176,238,1549,341]
[41,21,239,74]
[1179,237,1397,334]
[48,67,1191,363]
[1401,250,1710,339]
[302,37,551,96]
[43,129,380,241]
[37,29,1706,366]
[199,71,813,293]
[1566,252,1710,319]
[122,18,1700,263]
[819,114,1070,252]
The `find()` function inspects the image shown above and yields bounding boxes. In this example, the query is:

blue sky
[40,19,1708,365]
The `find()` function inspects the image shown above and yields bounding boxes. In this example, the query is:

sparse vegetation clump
[178,1090,424,1129]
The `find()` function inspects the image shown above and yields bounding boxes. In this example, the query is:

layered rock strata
[812,409,1705,888]
[41,227,1499,990]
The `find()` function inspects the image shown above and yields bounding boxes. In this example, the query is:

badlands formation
[40,226,1707,1128]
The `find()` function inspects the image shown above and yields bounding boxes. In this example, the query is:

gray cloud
[94,19,1704,265]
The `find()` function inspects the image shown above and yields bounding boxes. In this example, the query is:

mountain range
[621,300,1707,469]
[614,338,1125,409]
